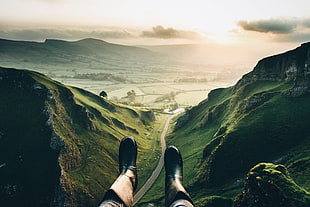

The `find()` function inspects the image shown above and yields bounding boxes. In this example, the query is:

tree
[99,91,107,98]
[127,90,136,103]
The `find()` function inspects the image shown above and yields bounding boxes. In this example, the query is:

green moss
[234,163,310,207]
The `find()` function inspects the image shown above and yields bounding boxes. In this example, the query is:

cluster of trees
[99,90,137,105]
[74,73,128,83]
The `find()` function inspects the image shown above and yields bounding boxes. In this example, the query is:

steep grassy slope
[0,67,159,206]
[164,43,310,206]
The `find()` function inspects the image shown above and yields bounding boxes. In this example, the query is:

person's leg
[99,136,138,207]
[165,146,194,207]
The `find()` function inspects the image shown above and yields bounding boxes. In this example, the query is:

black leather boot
[100,136,138,207]
[165,146,194,207]
[119,136,138,190]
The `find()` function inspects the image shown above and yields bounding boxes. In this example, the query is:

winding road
[133,110,184,205]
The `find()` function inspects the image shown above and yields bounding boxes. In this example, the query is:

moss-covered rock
[233,163,310,207]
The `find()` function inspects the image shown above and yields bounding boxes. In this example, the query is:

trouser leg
[166,179,194,207]
[99,190,125,207]
[99,169,136,207]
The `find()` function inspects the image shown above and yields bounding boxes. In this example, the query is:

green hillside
[160,43,310,206]
[0,67,160,206]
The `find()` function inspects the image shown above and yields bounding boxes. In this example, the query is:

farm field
[55,74,238,107]
[0,38,246,107]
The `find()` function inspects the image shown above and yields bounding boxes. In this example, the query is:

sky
[0,0,310,49]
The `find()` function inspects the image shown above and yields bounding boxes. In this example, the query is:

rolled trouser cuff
[109,170,136,207]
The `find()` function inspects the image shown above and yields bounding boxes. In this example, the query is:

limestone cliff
[236,42,310,96]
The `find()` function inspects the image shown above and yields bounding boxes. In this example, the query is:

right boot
[164,146,194,207]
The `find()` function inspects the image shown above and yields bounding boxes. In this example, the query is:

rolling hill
[0,67,158,206]
[0,38,156,70]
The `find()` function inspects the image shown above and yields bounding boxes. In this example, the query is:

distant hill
[145,43,310,206]
[0,38,154,66]
[0,67,156,206]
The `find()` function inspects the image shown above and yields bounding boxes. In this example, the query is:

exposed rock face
[236,42,310,96]
[50,132,66,151]
[174,110,190,130]
[112,118,139,134]
[233,163,310,207]
[244,92,275,112]
[0,67,63,206]
[0,68,97,206]
[76,105,96,131]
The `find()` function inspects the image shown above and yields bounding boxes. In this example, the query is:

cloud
[237,18,297,34]
[236,17,310,43]
[0,28,135,41]
[141,25,202,39]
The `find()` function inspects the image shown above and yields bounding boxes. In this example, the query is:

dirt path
[133,110,183,205]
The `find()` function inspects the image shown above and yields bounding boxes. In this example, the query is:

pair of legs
[99,136,194,207]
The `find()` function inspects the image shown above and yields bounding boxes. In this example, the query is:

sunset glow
[0,0,309,58]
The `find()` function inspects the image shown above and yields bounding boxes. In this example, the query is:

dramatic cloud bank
[237,17,310,42]
[141,25,202,39]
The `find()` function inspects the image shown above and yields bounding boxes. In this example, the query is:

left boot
[103,136,138,207]
[118,136,138,190]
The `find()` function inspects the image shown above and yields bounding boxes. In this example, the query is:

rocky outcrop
[233,163,310,207]
[174,110,190,130]
[112,118,139,134]
[235,42,310,96]
[75,105,96,131]
[244,92,275,112]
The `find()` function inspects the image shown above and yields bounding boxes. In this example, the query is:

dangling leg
[99,136,138,207]
[165,146,194,207]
